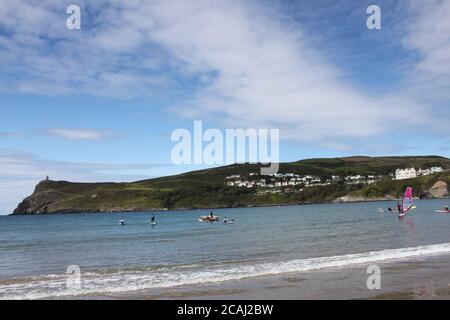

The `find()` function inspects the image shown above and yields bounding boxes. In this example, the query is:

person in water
[387,207,392,212]
[397,202,403,214]
[444,206,449,212]
[119,218,125,225]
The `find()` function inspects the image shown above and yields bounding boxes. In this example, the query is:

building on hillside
[395,168,417,180]
[418,168,431,176]
[430,166,443,173]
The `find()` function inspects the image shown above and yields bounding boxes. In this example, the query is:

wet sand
[74,254,450,300]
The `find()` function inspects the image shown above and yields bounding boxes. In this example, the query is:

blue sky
[0,0,449,214]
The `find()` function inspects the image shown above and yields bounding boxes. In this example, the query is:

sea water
[0,199,449,299]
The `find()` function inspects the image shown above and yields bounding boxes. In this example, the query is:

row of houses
[394,166,443,180]
[225,172,386,189]
[226,177,323,188]
[224,165,446,187]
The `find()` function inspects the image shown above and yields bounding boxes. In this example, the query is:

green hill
[13,156,450,214]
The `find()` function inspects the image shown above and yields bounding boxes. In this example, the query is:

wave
[1,242,450,300]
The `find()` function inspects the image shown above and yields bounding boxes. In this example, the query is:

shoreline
[57,254,450,300]
[10,196,448,216]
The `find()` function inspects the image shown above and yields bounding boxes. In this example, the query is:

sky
[0,0,449,214]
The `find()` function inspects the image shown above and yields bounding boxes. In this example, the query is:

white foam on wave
[2,242,450,300]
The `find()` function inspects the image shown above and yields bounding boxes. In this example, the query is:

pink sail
[402,187,413,213]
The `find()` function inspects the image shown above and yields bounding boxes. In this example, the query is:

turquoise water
[0,199,449,299]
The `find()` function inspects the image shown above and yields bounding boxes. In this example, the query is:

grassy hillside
[13,156,450,214]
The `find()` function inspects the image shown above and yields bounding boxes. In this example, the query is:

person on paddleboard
[151,215,155,223]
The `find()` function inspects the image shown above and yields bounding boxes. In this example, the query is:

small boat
[199,215,220,222]
[434,209,449,214]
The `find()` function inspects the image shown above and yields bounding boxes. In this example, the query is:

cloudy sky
[0,0,449,214]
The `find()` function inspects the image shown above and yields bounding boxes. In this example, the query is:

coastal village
[224,166,445,193]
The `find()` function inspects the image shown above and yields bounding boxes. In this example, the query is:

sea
[0,199,449,300]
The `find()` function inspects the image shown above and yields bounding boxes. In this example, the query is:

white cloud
[140,1,427,141]
[0,0,445,144]
[403,0,450,99]
[47,128,111,140]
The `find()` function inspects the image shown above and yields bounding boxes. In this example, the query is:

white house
[395,168,417,180]
[418,168,431,176]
